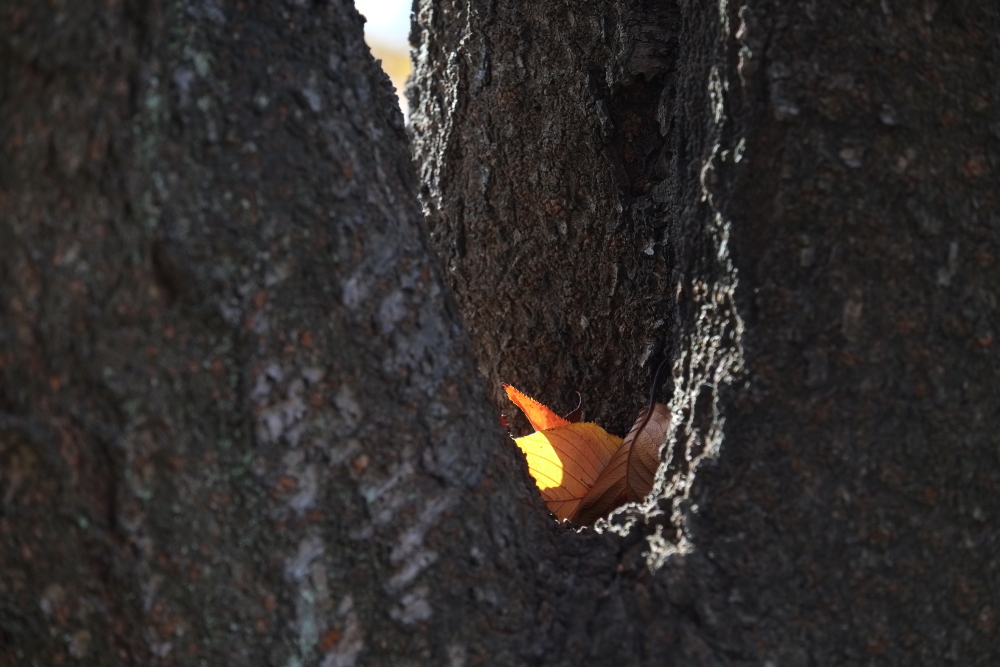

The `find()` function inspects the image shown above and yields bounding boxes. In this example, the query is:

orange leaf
[514,422,623,521]
[503,384,570,432]
[574,402,671,525]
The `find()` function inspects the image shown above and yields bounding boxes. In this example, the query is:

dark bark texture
[3,0,1000,666]
[411,0,1000,665]
[0,1,535,665]
[409,0,679,439]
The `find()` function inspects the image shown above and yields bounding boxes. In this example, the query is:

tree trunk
[3,1,999,667]
[409,0,680,439]
[410,0,1000,664]
[0,2,529,665]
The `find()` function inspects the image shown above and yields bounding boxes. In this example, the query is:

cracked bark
[2,1,999,666]
[411,0,1000,664]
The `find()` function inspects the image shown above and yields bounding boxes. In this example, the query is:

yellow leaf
[504,382,669,524]
[514,422,623,522]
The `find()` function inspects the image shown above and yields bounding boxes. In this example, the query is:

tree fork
[2,0,999,665]
[412,0,1000,664]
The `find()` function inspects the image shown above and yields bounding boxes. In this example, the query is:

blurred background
[355,0,412,119]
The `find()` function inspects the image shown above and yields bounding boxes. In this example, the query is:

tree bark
[411,0,1000,664]
[3,1,1000,666]
[0,2,534,665]
[409,0,679,439]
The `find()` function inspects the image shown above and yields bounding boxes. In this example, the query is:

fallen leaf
[503,384,570,431]
[514,422,623,521]
[574,402,671,525]
[504,382,670,525]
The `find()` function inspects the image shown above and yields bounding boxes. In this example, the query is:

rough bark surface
[0,2,556,665]
[4,0,1000,666]
[699,3,1000,664]
[409,0,680,439]
[411,0,1000,665]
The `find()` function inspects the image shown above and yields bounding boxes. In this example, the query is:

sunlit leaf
[504,383,670,525]
[503,384,570,432]
[514,422,623,521]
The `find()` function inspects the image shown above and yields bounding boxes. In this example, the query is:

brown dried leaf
[573,402,671,524]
